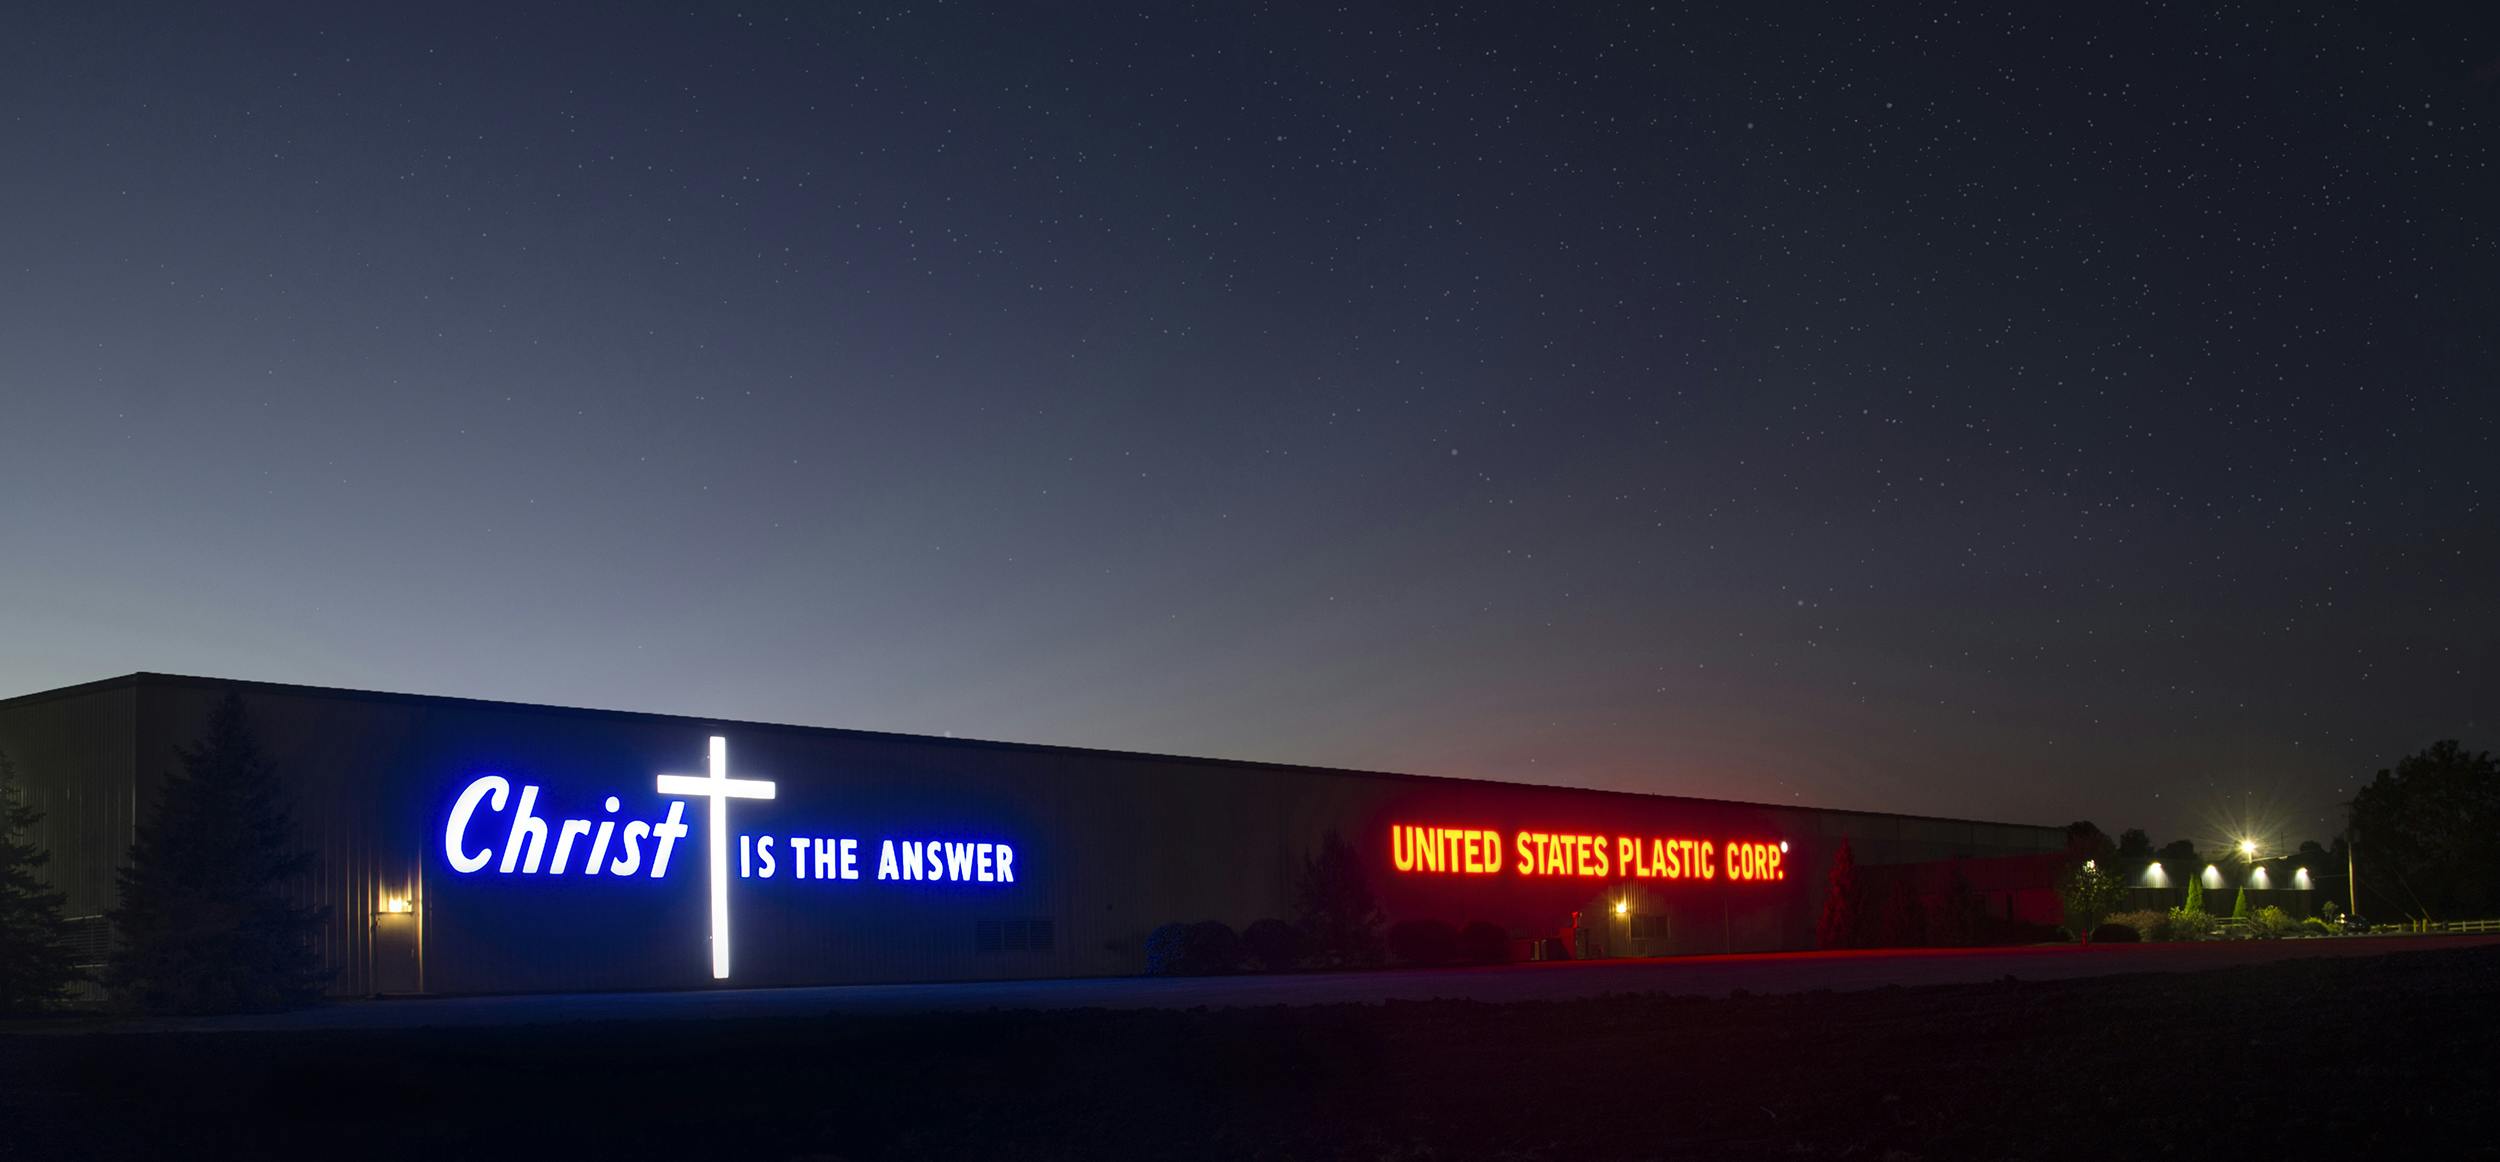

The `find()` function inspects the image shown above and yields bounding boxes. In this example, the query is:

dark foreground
[6,943,2496,1160]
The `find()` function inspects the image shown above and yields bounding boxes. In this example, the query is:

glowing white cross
[656,736,775,979]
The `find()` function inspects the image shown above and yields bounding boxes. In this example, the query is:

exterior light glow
[2238,838,2259,858]
[1614,900,1628,916]
[380,896,413,915]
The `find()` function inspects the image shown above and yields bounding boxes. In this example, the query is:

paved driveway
[93,933,2499,1033]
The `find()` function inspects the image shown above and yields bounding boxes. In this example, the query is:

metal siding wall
[0,684,136,920]
[10,676,2076,995]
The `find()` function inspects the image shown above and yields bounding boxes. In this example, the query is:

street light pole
[2346,805,2359,921]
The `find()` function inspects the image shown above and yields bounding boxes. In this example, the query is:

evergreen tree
[106,695,328,1013]
[1931,861,1981,946]
[1877,875,1927,947]
[1816,840,1862,949]
[0,750,80,1014]
[1291,829,1383,967]
[2231,887,2251,922]
[2183,874,2206,915]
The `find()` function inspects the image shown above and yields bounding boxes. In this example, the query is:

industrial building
[0,673,2071,996]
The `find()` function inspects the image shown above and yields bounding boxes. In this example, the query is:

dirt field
[5,940,2494,1159]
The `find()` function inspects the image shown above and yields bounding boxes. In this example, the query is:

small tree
[2183,874,2206,915]
[2232,887,2252,922]
[0,750,81,1013]
[2058,861,2125,945]
[107,695,328,1013]
[1817,840,1863,949]
[1292,829,1383,967]
[1877,876,1927,947]
[1931,861,1981,947]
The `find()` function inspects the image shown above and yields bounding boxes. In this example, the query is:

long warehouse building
[0,673,2072,996]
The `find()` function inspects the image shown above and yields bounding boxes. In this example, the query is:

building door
[372,898,422,994]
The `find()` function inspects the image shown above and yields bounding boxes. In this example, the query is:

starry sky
[3,3,2493,845]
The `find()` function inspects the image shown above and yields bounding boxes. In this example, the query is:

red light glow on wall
[1390,825,1786,882]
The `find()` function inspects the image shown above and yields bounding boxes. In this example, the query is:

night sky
[4,4,2493,846]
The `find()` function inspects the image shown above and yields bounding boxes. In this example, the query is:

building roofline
[3,671,2065,836]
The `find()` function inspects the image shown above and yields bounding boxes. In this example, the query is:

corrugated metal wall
[4,675,2070,996]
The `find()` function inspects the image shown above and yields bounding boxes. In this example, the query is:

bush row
[2093,905,2318,943]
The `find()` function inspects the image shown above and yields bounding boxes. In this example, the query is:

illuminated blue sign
[440,736,1018,981]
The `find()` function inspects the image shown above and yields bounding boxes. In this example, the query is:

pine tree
[2231,887,2251,922]
[0,750,81,1014]
[2183,874,2206,915]
[1878,875,1927,947]
[1817,840,1862,949]
[1291,829,1383,967]
[106,695,328,1013]
[1932,861,1981,946]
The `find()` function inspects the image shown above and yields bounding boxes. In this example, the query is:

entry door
[373,909,422,994]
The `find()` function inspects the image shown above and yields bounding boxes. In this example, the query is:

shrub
[2301,916,2334,936]
[1239,918,1305,971]
[2252,906,2296,938]
[1455,921,1509,965]
[2105,910,2169,941]
[2232,888,2251,921]
[1143,920,1240,975]
[2089,923,2141,943]
[1817,841,1863,949]
[1143,923,1191,975]
[1975,917,2066,946]
[1185,920,1240,971]
[2165,907,2216,940]
[1386,918,1459,966]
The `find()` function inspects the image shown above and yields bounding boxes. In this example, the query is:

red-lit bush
[1386,919,1458,966]
[1240,918,1305,971]
[1455,921,1509,965]
[1817,841,1863,949]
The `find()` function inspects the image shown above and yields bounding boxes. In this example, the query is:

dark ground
[5,942,2495,1160]
[68,934,2495,1032]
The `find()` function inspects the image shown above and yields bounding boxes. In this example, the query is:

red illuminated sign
[1390,824,1786,882]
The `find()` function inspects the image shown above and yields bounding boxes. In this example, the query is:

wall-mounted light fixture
[379,895,415,915]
